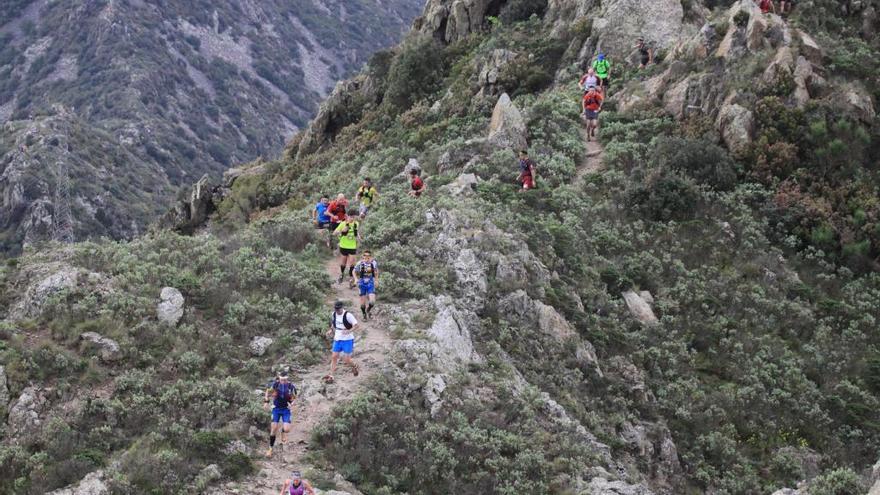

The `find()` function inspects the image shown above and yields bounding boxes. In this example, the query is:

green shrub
[626,169,699,221]
[383,34,446,111]
[808,468,864,495]
[654,136,738,190]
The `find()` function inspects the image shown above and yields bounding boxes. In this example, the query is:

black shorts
[316,221,330,229]
[599,77,610,89]
[640,55,650,66]
[329,222,340,232]
[340,247,357,256]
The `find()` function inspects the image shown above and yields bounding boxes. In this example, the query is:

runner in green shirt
[334,217,360,286]
[592,53,611,94]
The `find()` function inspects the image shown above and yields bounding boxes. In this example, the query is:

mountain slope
[1,0,880,494]
[0,0,423,255]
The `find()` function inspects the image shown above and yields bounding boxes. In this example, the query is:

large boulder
[592,0,685,56]
[425,296,481,369]
[622,290,659,325]
[8,386,46,433]
[797,29,824,65]
[586,476,654,495]
[487,93,528,151]
[249,336,274,357]
[716,95,755,155]
[9,266,80,320]
[440,173,481,197]
[837,83,876,123]
[157,287,185,326]
[79,332,122,363]
[46,470,109,495]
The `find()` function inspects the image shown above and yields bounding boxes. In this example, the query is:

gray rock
[838,83,876,123]
[423,373,447,418]
[622,290,658,325]
[157,287,185,326]
[8,386,45,433]
[440,173,481,197]
[296,76,379,159]
[158,175,220,234]
[592,0,684,56]
[46,470,109,495]
[762,46,795,85]
[0,365,8,411]
[249,336,274,356]
[797,29,823,65]
[793,56,813,106]
[416,0,496,43]
[406,158,422,176]
[586,476,654,495]
[770,489,803,495]
[10,266,80,320]
[638,291,654,305]
[426,296,481,369]
[716,96,755,155]
[477,49,518,95]
[222,440,249,456]
[79,332,122,362]
[487,93,528,151]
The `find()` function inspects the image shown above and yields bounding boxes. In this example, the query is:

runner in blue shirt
[312,195,331,247]
[263,371,297,457]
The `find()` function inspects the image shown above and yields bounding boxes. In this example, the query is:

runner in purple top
[279,471,315,495]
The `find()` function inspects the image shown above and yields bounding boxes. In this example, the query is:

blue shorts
[272,407,291,424]
[332,339,354,354]
[584,109,599,120]
[358,278,375,296]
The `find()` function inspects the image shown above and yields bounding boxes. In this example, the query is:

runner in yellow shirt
[356,177,378,218]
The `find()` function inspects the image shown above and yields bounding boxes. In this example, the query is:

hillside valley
[0,0,424,255]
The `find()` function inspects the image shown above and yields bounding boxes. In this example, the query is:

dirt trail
[575,127,604,182]
[221,258,393,494]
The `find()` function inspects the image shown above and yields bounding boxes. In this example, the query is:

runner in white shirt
[324,300,360,383]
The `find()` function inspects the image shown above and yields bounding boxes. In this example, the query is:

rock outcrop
[592,0,685,56]
[414,0,498,43]
[79,332,122,363]
[716,96,755,155]
[476,49,518,96]
[157,287,185,326]
[158,175,222,234]
[622,290,659,325]
[487,93,528,151]
[249,336,274,357]
[8,266,80,320]
[440,173,481,197]
[8,386,46,433]
[46,470,109,495]
[295,76,381,159]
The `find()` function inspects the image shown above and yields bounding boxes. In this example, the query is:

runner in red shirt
[327,194,348,232]
[582,86,604,141]
[409,170,426,197]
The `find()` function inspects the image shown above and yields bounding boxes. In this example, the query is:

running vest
[289,481,305,495]
[338,221,358,249]
[356,260,377,279]
[593,59,610,77]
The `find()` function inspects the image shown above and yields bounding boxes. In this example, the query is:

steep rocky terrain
[0,0,423,255]
[1,0,880,494]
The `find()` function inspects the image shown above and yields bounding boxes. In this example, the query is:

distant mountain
[0,0,423,254]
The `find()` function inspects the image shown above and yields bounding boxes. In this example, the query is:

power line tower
[52,159,75,244]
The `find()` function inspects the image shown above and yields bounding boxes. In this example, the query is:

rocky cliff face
[0,0,423,254]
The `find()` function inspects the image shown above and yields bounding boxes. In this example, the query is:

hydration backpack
[330,311,354,330]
